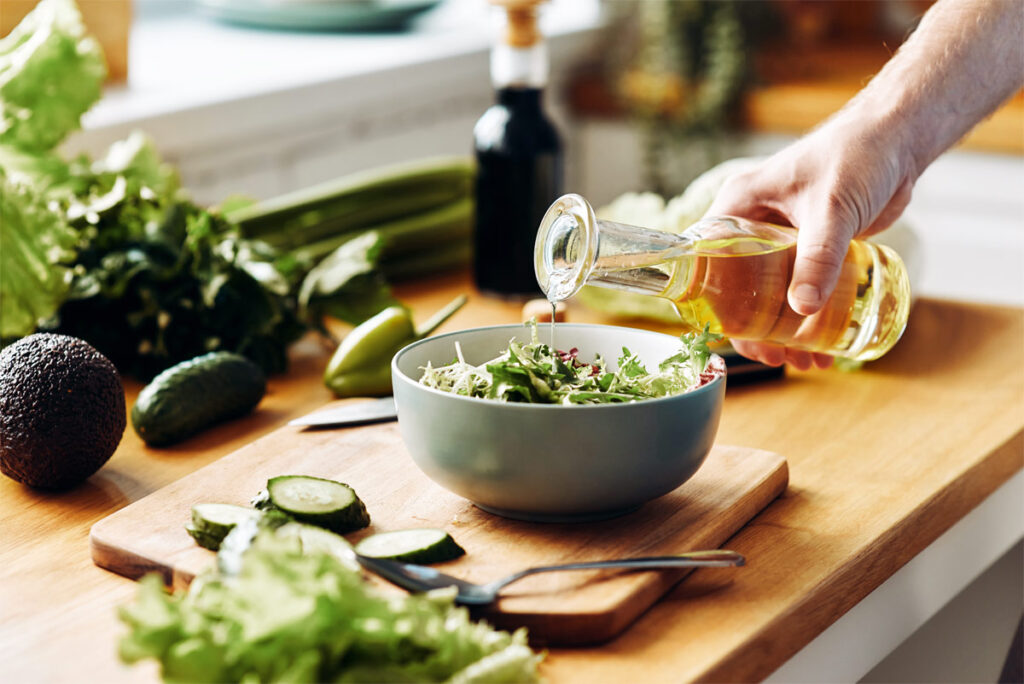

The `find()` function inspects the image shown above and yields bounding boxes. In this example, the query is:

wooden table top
[2,270,1022,683]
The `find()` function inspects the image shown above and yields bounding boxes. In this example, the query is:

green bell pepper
[324,294,467,397]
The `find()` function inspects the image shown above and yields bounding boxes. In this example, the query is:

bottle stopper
[490,0,544,48]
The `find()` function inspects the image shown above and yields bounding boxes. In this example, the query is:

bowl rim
[391,322,725,411]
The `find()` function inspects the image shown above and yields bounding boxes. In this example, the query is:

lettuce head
[0,168,76,340]
[0,0,106,152]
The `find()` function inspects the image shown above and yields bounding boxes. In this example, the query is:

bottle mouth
[534,194,598,302]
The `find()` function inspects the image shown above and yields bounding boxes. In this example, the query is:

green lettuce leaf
[90,130,180,200]
[0,0,106,152]
[0,168,77,340]
[0,143,71,192]
[118,528,542,683]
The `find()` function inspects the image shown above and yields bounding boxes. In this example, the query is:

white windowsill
[62,0,602,204]
[88,0,601,126]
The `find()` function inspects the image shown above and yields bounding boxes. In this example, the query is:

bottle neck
[496,86,544,109]
[491,42,549,89]
[536,194,693,303]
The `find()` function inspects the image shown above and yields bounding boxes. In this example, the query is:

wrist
[828,84,926,185]
[837,0,1024,180]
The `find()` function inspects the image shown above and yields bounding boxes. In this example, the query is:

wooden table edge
[699,427,1024,682]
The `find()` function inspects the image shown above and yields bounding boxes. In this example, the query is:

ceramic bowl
[391,323,725,522]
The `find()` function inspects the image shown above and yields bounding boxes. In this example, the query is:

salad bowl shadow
[391,323,725,523]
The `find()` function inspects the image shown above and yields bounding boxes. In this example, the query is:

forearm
[838,0,1023,178]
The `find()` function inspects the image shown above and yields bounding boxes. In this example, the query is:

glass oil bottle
[534,194,911,361]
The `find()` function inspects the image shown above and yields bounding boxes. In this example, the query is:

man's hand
[703,0,1022,369]
[705,118,915,370]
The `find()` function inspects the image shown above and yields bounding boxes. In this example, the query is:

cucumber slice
[354,528,465,564]
[186,503,261,550]
[191,503,261,538]
[185,524,223,551]
[275,522,360,572]
[266,475,370,534]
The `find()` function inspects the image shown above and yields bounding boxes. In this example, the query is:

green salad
[419,323,723,405]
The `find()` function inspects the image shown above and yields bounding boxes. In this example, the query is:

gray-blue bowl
[391,323,725,522]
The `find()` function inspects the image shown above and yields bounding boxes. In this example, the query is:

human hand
[704,116,916,370]
[701,0,1022,370]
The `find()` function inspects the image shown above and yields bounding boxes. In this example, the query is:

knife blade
[288,397,397,428]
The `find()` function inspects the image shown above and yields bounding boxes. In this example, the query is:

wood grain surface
[89,423,787,645]
[2,271,1022,683]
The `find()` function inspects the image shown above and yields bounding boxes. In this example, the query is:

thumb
[788,214,856,315]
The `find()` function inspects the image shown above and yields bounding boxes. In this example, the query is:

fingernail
[792,283,821,308]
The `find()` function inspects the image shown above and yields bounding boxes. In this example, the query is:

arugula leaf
[0,0,106,152]
[118,528,543,683]
[617,348,648,378]
[420,321,722,405]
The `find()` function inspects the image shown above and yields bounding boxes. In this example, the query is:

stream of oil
[550,302,556,350]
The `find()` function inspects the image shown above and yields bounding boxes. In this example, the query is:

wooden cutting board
[91,413,787,645]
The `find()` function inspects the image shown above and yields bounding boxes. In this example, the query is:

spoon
[354,549,745,605]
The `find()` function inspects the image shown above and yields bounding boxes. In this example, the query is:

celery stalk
[292,196,472,264]
[230,156,473,243]
[380,242,472,281]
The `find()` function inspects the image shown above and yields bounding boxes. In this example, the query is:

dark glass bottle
[473,86,563,297]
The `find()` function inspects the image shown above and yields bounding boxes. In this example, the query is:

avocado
[0,333,126,489]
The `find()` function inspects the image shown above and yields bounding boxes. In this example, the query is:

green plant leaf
[118,527,542,682]
[0,169,77,340]
[0,0,106,152]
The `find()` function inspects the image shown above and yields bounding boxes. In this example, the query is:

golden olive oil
[638,232,910,361]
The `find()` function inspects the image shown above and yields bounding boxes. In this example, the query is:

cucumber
[132,352,266,447]
[275,522,360,572]
[354,529,465,564]
[186,503,261,550]
[192,503,260,536]
[185,524,223,551]
[266,475,370,534]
